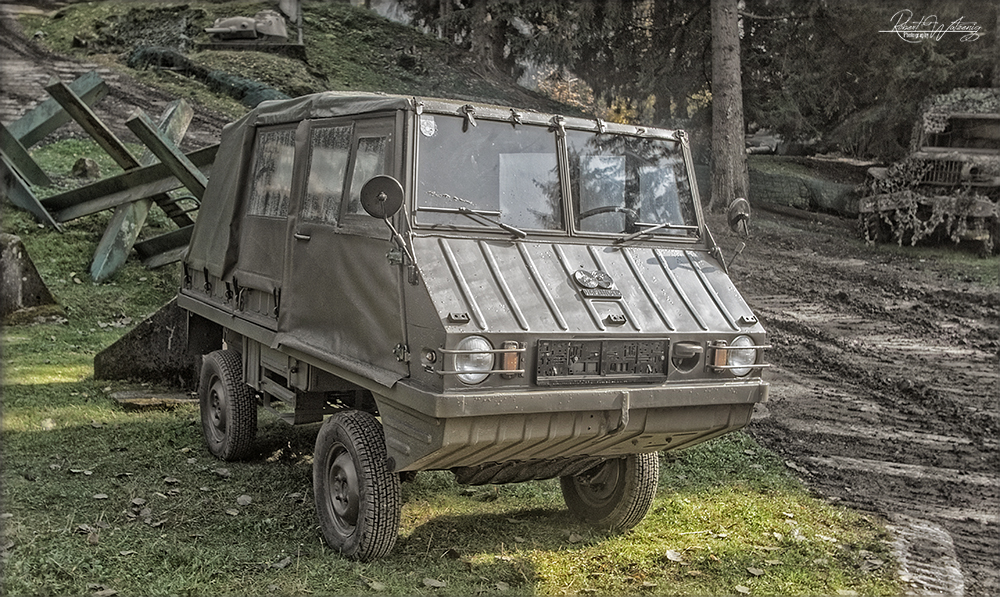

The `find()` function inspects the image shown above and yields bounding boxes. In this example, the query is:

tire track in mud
[737,228,999,595]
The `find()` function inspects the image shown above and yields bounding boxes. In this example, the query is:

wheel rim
[324,444,360,537]
[573,460,622,508]
[206,375,227,444]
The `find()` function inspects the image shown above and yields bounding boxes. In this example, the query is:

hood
[412,236,759,335]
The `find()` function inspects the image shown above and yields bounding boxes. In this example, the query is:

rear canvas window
[247,128,296,218]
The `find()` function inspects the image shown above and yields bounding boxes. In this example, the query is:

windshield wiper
[419,205,527,239]
[615,221,698,244]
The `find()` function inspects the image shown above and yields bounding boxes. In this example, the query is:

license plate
[535,339,667,386]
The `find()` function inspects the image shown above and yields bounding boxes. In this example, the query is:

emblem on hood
[573,270,621,298]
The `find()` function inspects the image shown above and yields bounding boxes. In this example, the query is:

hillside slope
[17,0,586,124]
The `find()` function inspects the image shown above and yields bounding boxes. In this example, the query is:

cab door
[278,114,408,387]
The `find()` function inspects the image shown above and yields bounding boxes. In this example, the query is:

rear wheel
[199,349,256,461]
[314,410,401,561]
[560,453,659,531]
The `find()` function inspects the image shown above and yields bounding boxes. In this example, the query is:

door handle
[293,233,311,241]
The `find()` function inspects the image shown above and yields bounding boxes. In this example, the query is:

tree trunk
[994,7,1000,86]
[467,1,508,77]
[709,0,749,212]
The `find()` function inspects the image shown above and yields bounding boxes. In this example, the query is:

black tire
[199,350,257,461]
[560,453,659,532]
[314,410,401,561]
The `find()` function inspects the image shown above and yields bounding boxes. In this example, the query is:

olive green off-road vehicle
[179,92,769,560]
[861,89,1000,254]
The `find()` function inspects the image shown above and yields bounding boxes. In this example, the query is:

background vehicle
[861,88,1000,254]
[179,92,769,560]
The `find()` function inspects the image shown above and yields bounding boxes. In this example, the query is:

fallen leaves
[362,578,386,591]
[87,584,117,597]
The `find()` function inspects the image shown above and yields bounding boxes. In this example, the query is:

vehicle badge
[573,269,599,289]
[419,114,438,137]
[573,270,619,297]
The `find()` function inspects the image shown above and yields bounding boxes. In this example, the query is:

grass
[2,375,900,596]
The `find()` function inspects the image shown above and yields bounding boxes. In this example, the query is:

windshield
[414,113,699,239]
[567,130,698,237]
[415,114,563,231]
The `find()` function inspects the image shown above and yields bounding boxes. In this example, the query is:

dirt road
[710,208,999,596]
[3,8,998,595]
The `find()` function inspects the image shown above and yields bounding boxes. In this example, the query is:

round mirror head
[727,197,751,232]
[359,175,404,219]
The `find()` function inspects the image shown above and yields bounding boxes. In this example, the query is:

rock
[0,233,60,322]
[71,157,101,178]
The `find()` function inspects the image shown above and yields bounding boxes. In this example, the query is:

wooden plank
[44,78,140,169]
[0,156,61,229]
[134,225,193,267]
[74,99,193,282]
[125,111,208,199]
[6,71,109,149]
[40,145,216,221]
[0,122,52,187]
[142,244,189,269]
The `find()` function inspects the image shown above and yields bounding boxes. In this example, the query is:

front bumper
[378,379,768,472]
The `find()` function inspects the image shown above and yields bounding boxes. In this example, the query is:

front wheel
[314,410,401,561]
[199,350,257,461]
[560,453,659,531]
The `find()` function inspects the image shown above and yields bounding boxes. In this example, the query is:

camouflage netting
[861,156,998,253]
[861,189,998,253]
[912,87,1000,151]
[861,88,1000,254]
[128,47,289,108]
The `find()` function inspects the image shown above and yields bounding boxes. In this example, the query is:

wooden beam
[87,100,195,282]
[0,156,61,230]
[6,71,109,149]
[126,110,208,199]
[0,122,52,187]
[44,78,140,170]
[135,225,194,268]
[40,145,217,222]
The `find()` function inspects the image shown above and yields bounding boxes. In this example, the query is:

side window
[247,128,296,218]
[345,128,393,216]
[302,124,352,224]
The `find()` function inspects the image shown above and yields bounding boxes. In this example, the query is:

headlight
[453,335,494,384]
[727,335,757,377]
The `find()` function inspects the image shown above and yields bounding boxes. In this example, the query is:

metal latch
[386,247,404,265]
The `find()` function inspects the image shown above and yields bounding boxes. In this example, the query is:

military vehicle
[178,92,770,560]
[205,9,288,43]
[861,89,1000,254]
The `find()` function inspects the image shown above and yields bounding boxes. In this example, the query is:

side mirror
[359,175,404,219]
[727,197,751,237]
